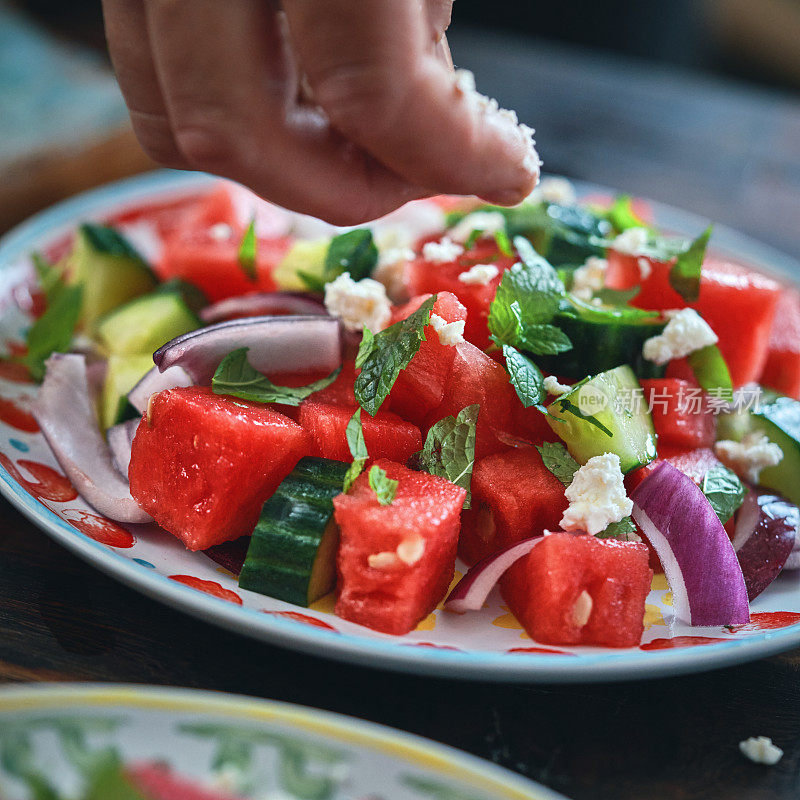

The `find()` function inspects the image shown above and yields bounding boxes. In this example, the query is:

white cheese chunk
[527,176,577,206]
[612,227,649,256]
[739,736,783,765]
[323,272,391,333]
[458,263,500,285]
[430,313,466,346]
[543,375,571,396]
[422,236,464,264]
[642,308,718,365]
[571,256,608,301]
[560,453,633,536]
[372,246,414,302]
[448,211,506,244]
[715,432,784,483]
[208,222,234,241]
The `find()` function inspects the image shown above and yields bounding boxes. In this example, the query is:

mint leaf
[325,229,378,282]
[687,343,733,400]
[238,217,257,281]
[669,225,712,303]
[536,441,580,487]
[517,323,572,356]
[212,348,340,405]
[596,516,639,540]
[593,286,641,306]
[464,228,483,250]
[605,195,648,233]
[80,223,144,261]
[552,394,613,437]
[502,345,546,408]
[343,408,368,492]
[85,761,148,800]
[354,295,436,416]
[32,253,62,302]
[494,229,513,256]
[368,465,397,505]
[25,284,83,381]
[702,465,746,524]
[297,270,327,293]
[418,404,478,508]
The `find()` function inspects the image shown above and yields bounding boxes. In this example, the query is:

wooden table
[3,27,800,800]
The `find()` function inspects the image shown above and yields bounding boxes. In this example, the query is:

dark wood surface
[3,27,800,800]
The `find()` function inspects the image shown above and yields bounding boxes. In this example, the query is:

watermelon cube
[299,401,421,464]
[459,447,568,564]
[423,341,516,460]
[640,378,716,449]
[333,459,465,634]
[128,763,245,800]
[501,532,652,647]
[405,239,515,349]
[307,360,358,407]
[761,286,800,399]
[388,292,467,424]
[129,387,310,550]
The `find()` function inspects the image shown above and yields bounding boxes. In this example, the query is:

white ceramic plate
[0,683,560,799]
[2,169,800,683]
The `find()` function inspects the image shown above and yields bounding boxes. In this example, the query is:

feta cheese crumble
[571,256,608,301]
[458,263,500,286]
[543,375,571,396]
[638,257,653,280]
[422,236,463,264]
[739,736,783,765]
[527,176,577,206]
[715,432,784,484]
[448,211,506,244]
[560,453,633,536]
[430,313,466,346]
[323,272,391,333]
[612,227,649,256]
[209,222,234,241]
[372,246,414,302]
[642,308,718,365]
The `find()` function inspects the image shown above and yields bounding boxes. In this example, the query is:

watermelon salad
[15,176,800,649]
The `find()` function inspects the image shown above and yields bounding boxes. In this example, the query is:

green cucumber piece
[717,392,800,506]
[60,224,157,327]
[546,365,658,472]
[99,353,154,430]
[239,457,349,606]
[95,289,201,356]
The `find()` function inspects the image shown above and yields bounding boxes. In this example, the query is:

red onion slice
[445,536,547,613]
[199,292,327,324]
[153,315,342,384]
[33,354,152,523]
[128,365,193,414]
[631,462,749,626]
[732,490,798,600]
[107,417,140,478]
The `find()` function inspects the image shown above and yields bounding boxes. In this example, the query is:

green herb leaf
[32,253,62,302]
[80,223,145,261]
[343,408,368,492]
[494,229,513,256]
[517,323,573,356]
[354,295,436,416]
[502,345,546,408]
[238,217,258,281]
[605,195,648,233]
[212,348,340,405]
[368,464,397,505]
[536,441,579,487]
[596,516,639,540]
[85,761,148,800]
[687,343,733,400]
[702,464,746,524]
[24,284,83,381]
[297,270,327,293]
[464,228,483,250]
[418,404,478,508]
[553,394,614,437]
[669,225,712,303]
[325,229,378,282]
[593,286,641,306]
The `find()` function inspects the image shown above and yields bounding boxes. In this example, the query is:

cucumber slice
[273,240,330,291]
[537,303,666,379]
[546,365,658,472]
[718,392,800,506]
[95,289,201,356]
[239,457,349,606]
[60,224,157,327]
[99,353,154,430]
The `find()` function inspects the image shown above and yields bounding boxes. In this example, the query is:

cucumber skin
[239,457,348,606]
[546,365,658,473]
[537,313,667,380]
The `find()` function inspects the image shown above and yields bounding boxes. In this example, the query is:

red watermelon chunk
[129,387,310,550]
[501,532,652,647]
[460,447,567,564]
[128,763,245,800]
[761,286,800,399]
[423,341,516,460]
[640,378,716,449]
[388,292,467,423]
[299,401,421,464]
[307,360,358,407]
[405,238,515,349]
[333,459,465,634]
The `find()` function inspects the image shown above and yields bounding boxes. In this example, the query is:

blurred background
[1,0,799,254]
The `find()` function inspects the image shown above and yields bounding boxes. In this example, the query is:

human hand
[102,0,540,224]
